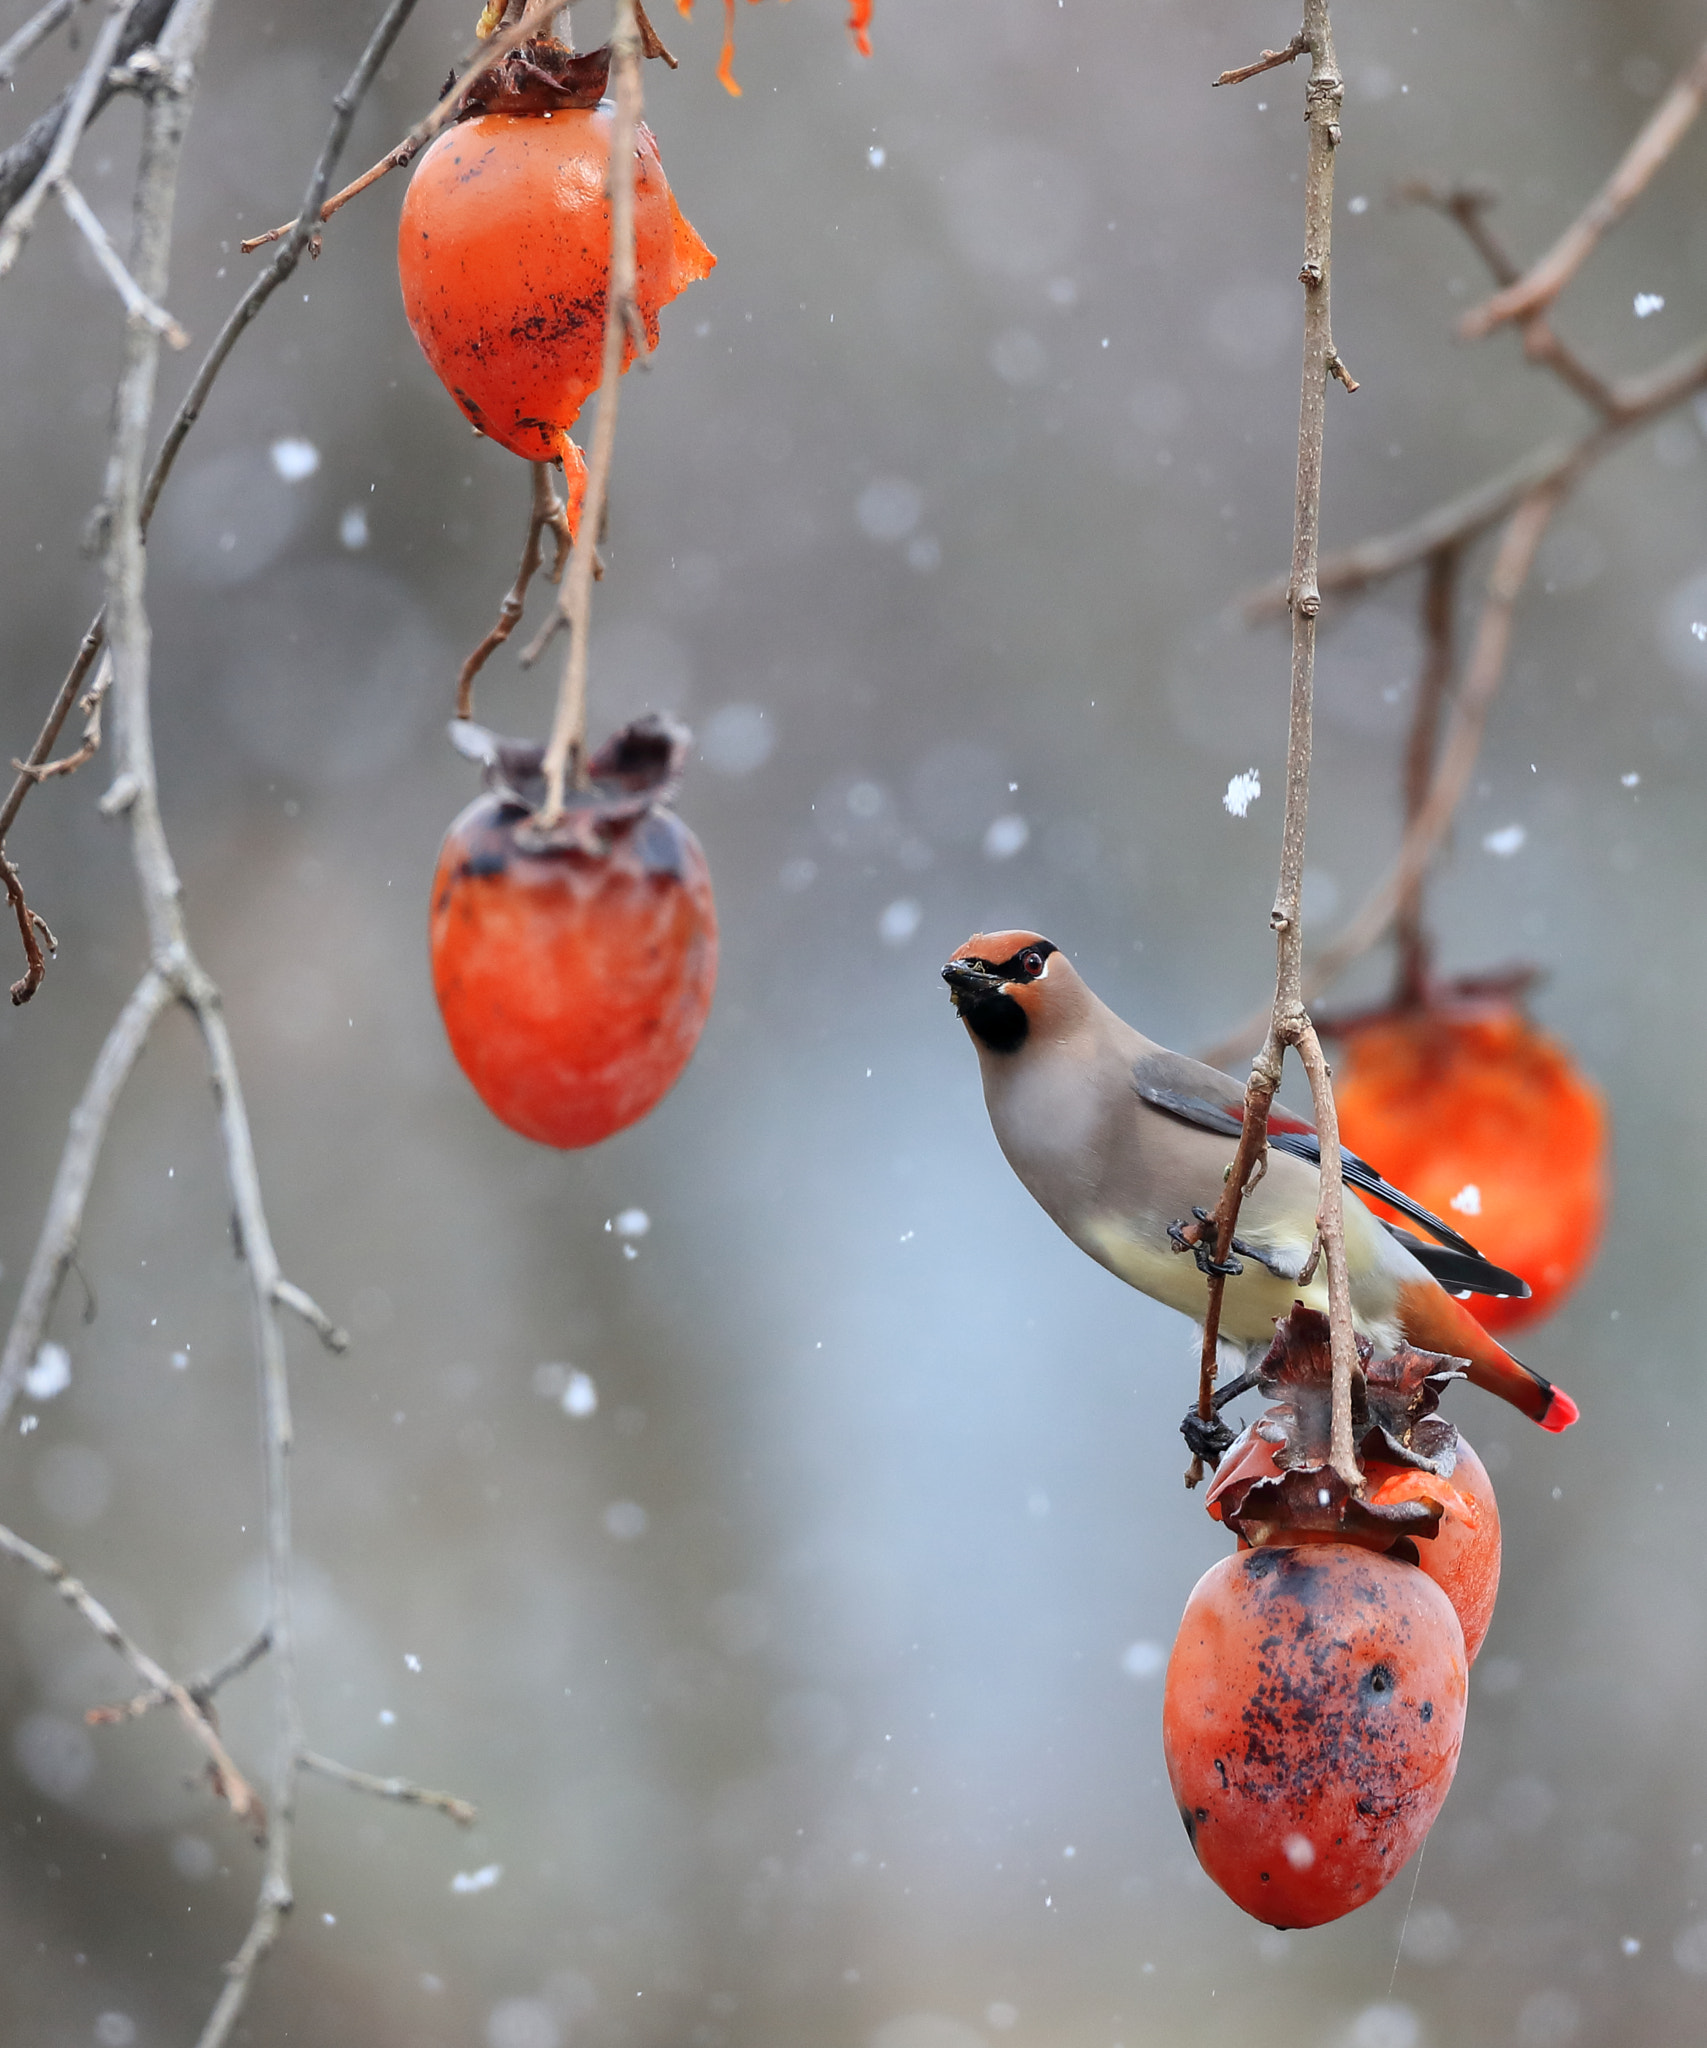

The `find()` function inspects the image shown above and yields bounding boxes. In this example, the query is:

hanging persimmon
[1164,1544,1467,1928]
[397,36,713,531]
[429,718,718,1149]
[1331,1000,1608,1333]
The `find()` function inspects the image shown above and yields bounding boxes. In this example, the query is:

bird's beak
[942,959,1005,1009]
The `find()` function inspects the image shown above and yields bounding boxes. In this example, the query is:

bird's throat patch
[962,990,1028,1054]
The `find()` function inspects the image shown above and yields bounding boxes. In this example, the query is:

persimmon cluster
[398,21,724,1148]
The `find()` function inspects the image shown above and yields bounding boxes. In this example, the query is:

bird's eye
[1020,950,1045,979]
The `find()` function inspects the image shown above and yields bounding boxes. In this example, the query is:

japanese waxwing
[941,931,1577,1431]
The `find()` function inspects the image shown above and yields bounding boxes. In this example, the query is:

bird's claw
[1180,1408,1237,1465]
[1167,1207,1245,1279]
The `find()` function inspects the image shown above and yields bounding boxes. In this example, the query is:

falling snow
[1223,769,1261,817]
[269,437,320,481]
[1482,824,1526,857]
[451,1863,504,1894]
[23,1342,70,1401]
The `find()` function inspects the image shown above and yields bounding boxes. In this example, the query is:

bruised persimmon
[429,718,717,1148]
[1332,1002,1608,1333]
[398,96,713,529]
[1163,1545,1467,1928]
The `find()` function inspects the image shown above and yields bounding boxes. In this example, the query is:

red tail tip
[1540,1385,1580,1432]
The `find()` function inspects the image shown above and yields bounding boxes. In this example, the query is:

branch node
[1328,352,1359,392]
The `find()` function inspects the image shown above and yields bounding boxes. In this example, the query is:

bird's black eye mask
[940,941,1057,1053]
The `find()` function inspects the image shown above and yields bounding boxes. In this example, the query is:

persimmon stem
[536,0,644,819]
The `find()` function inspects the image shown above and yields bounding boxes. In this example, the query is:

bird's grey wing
[1130,1048,1492,1263]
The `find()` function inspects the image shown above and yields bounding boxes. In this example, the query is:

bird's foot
[1167,1207,1244,1279]
[1180,1407,1236,1465]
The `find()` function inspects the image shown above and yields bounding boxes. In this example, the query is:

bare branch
[1190,0,1361,1491]
[0,0,77,85]
[457,460,573,719]
[300,1751,478,1827]
[0,0,135,278]
[536,0,644,819]
[0,0,173,221]
[58,176,190,344]
[0,1519,258,1818]
[1214,32,1307,89]
[1460,36,1707,339]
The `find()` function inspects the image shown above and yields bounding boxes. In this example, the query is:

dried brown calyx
[456,5,678,118]
[1206,1304,1472,1550]
[449,714,693,866]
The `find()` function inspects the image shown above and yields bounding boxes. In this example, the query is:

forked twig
[0,1519,258,1818]
[457,460,574,718]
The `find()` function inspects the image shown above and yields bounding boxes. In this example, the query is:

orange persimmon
[1333,1003,1608,1333]
[398,103,713,528]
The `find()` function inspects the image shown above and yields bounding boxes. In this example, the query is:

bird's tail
[1395,1280,1579,1431]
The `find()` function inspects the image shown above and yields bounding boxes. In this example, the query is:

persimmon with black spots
[1331,1000,1608,1333]
[429,718,717,1149]
[1163,1544,1468,1927]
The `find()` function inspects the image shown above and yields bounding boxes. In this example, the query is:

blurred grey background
[2,0,1706,2043]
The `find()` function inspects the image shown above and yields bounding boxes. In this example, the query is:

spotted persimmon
[1163,1545,1467,1928]
[429,718,717,1148]
[1331,1002,1607,1333]
[398,82,713,530]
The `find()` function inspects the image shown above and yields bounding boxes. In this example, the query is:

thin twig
[19,648,112,785]
[0,0,134,278]
[1460,35,1707,340]
[1193,1,1360,1492]
[91,1626,274,1722]
[535,0,644,818]
[1392,544,1458,1008]
[1213,32,1307,89]
[2,846,57,1002]
[300,1751,478,1827]
[0,0,77,85]
[272,1279,350,1353]
[0,1519,258,1817]
[456,460,573,719]
[58,175,190,344]
[1396,180,1616,415]
[236,0,563,257]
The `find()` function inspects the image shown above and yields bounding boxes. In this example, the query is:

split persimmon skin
[1164,1545,1467,1928]
[397,108,714,474]
[429,794,718,1149]
[1333,1005,1608,1333]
